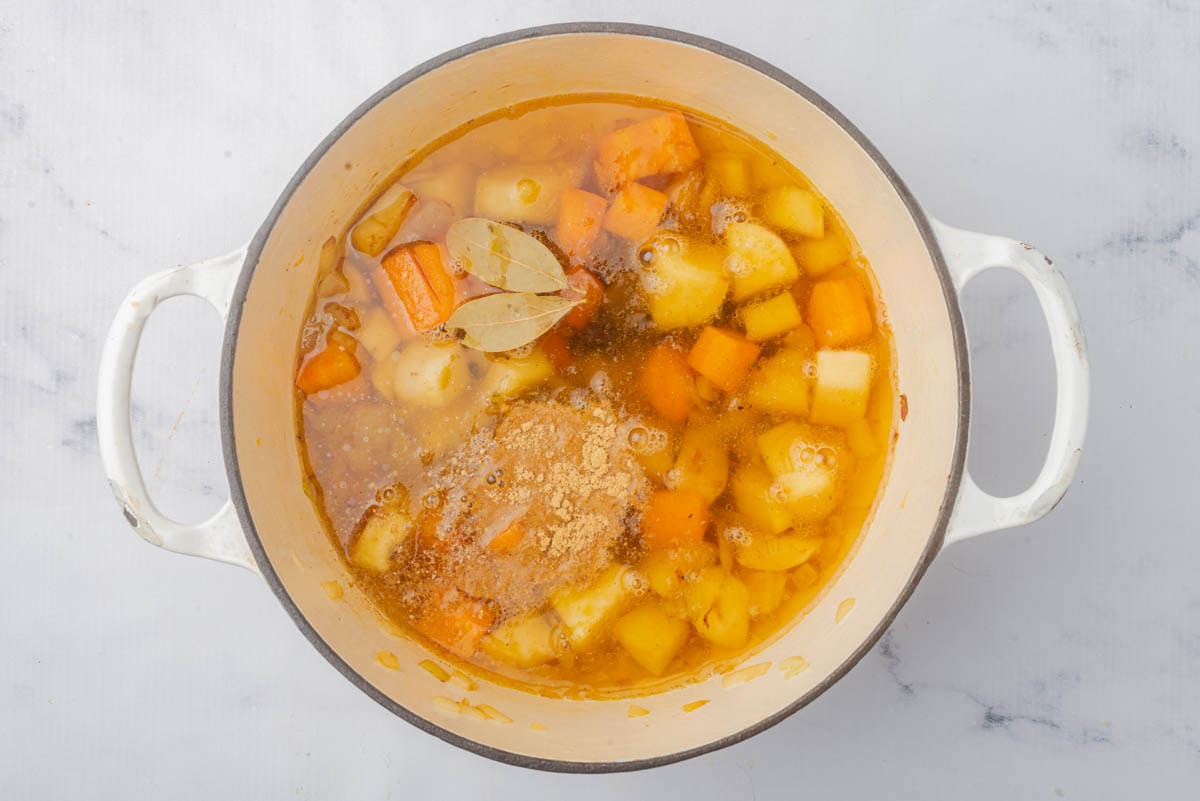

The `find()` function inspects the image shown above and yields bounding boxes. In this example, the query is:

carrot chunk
[686,327,761,392]
[377,241,456,331]
[642,489,709,550]
[594,113,701,191]
[540,328,573,371]
[561,268,605,329]
[640,343,696,424]
[416,596,497,658]
[556,187,608,261]
[807,277,874,347]
[602,182,669,243]
[297,340,361,394]
[487,520,525,554]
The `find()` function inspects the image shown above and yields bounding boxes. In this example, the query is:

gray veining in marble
[2,1,1197,798]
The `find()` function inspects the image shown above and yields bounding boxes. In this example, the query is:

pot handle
[97,248,258,572]
[932,220,1090,545]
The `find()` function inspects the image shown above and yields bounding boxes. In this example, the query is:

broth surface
[296,96,895,697]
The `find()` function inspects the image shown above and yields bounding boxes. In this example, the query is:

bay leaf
[445,292,579,353]
[445,217,568,292]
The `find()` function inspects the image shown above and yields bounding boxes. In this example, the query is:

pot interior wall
[228,30,962,765]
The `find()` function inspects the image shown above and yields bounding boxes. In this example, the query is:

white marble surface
[2,1,1197,797]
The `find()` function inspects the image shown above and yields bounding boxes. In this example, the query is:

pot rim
[219,21,970,773]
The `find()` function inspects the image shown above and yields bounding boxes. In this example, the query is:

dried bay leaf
[446,293,578,352]
[446,218,567,292]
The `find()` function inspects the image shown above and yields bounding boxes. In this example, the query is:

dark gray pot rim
[219,21,970,774]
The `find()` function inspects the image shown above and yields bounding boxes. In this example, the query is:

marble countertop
[2,1,1197,797]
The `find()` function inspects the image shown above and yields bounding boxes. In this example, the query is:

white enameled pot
[97,24,1089,772]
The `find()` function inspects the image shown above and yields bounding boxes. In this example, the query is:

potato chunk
[736,532,821,572]
[740,293,802,342]
[744,348,810,416]
[550,564,636,650]
[810,350,873,427]
[760,186,824,238]
[730,463,793,535]
[690,572,750,649]
[481,612,557,668]
[350,506,413,572]
[614,602,691,675]
[392,341,470,407]
[669,425,729,504]
[640,544,718,598]
[793,234,849,277]
[643,234,730,329]
[481,348,554,400]
[742,569,789,617]
[474,162,582,224]
[725,222,799,301]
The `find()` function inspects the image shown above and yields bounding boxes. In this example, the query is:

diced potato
[793,234,850,277]
[550,564,636,650]
[350,506,413,572]
[681,566,725,621]
[351,183,417,257]
[480,612,557,668]
[480,348,554,400]
[736,532,821,572]
[409,163,475,217]
[370,357,397,401]
[783,324,817,358]
[640,544,717,598]
[669,425,729,503]
[692,573,750,649]
[473,162,582,225]
[757,421,813,477]
[635,436,675,482]
[744,348,810,416]
[392,340,471,407]
[643,234,730,329]
[345,264,373,304]
[725,222,799,301]
[742,569,788,617]
[357,307,403,362]
[740,293,802,342]
[614,602,691,675]
[756,421,842,521]
[810,350,873,427]
[729,463,793,535]
[760,186,824,238]
[846,418,878,460]
[772,468,837,522]
[707,152,752,195]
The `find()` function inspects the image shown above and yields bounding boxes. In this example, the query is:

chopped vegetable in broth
[295,96,896,698]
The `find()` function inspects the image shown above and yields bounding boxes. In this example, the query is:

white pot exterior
[97,25,1089,771]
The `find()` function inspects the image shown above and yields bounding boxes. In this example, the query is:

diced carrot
[686,327,762,392]
[640,343,696,424]
[377,241,456,331]
[807,277,874,347]
[642,489,709,550]
[556,188,608,261]
[297,340,361,394]
[416,596,497,658]
[602,182,669,243]
[594,113,701,191]
[487,520,525,553]
[540,328,572,371]
[561,268,605,328]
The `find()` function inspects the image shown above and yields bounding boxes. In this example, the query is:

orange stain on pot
[530,722,548,732]
[419,659,451,682]
[835,597,856,623]
[779,656,810,678]
[721,661,771,688]
[627,704,650,718]
[682,699,709,713]
[375,650,400,670]
[320,580,343,600]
